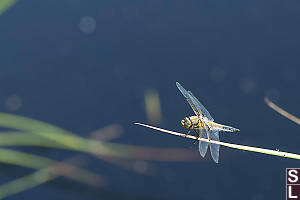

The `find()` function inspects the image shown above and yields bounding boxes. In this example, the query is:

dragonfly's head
[181,117,192,128]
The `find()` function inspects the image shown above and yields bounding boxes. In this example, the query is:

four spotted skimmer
[176,82,240,163]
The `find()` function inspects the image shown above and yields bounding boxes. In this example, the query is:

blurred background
[0,0,300,199]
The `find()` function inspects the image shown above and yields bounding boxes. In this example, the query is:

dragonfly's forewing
[198,128,209,157]
[176,82,201,117]
[209,129,220,163]
[187,91,214,121]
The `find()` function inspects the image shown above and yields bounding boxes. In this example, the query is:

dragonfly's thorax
[181,116,207,129]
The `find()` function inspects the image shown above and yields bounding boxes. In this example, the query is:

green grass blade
[0,113,129,157]
[0,148,52,168]
[0,113,200,161]
[0,163,104,199]
[0,132,63,148]
[0,148,104,186]
[0,169,55,199]
[0,0,17,15]
[0,113,73,136]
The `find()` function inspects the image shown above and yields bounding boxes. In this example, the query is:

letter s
[288,170,298,183]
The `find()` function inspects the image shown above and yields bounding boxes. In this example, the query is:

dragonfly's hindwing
[209,129,220,163]
[198,129,209,157]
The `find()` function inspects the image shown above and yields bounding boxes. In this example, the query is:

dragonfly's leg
[192,129,199,144]
[185,129,191,137]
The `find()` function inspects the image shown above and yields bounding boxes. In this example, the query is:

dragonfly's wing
[176,82,201,117]
[187,91,214,121]
[198,128,209,157]
[176,82,218,162]
[209,129,220,163]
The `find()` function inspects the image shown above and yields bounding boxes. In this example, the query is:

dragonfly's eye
[185,118,191,127]
[181,119,185,127]
[181,117,191,128]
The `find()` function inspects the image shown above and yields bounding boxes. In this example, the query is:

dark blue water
[0,0,300,199]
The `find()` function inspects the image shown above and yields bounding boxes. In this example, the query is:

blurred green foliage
[0,0,17,15]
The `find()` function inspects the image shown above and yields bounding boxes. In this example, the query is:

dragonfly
[176,82,240,163]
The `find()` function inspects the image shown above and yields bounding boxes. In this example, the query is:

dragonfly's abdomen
[221,125,240,132]
[210,122,240,132]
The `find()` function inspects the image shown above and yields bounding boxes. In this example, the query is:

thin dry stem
[265,97,300,125]
[135,122,300,161]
